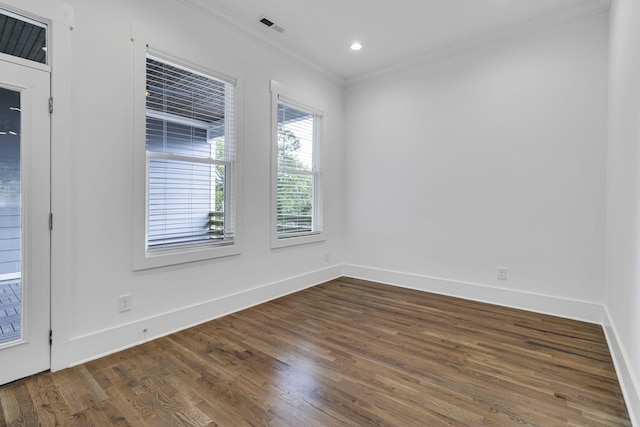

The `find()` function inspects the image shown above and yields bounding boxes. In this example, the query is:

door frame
[0,59,52,384]
[0,0,74,373]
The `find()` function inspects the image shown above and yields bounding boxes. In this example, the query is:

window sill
[271,232,325,249]
[133,243,241,271]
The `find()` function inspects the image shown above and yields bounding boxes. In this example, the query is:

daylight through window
[276,101,322,238]
[145,55,235,251]
[0,9,47,64]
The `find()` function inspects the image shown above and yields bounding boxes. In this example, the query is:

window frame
[0,8,48,66]
[133,44,241,270]
[270,80,324,249]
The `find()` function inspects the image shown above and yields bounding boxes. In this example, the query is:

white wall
[14,3,636,419]
[46,0,345,368]
[606,0,640,422]
[344,14,609,320]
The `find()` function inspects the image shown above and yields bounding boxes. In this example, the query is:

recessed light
[350,42,362,51]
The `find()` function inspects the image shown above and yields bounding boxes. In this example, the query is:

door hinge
[49,96,53,114]
[49,329,53,345]
[49,213,53,231]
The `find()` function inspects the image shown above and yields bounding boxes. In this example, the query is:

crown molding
[175,0,346,88]
[346,0,611,88]
[175,0,609,90]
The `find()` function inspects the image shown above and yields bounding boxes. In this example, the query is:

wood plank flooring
[0,277,631,426]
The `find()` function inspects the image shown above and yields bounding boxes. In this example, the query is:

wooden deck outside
[0,279,21,344]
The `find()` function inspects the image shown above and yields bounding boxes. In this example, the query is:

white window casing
[270,80,325,249]
[133,45,240,270]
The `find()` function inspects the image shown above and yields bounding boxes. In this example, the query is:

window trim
[270,80,325,249]
[132,43,242,270]
[0,6,50,72]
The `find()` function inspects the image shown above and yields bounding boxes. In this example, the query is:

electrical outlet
[497,267,507,281]
[118,294,132,312]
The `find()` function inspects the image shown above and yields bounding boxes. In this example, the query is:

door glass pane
[0,10,47,65]
[0,86,21,344]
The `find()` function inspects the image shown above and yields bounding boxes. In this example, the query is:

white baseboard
[343,264,605,324]
[603,308,640,427]
[344,264,640,425]
[54,265,343,369]
[52,263,637,426]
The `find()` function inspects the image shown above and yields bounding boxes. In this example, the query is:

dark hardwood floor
[0,277,631,426]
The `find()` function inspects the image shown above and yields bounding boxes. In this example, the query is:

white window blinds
[145,55,235,251]
[276,101,322,238]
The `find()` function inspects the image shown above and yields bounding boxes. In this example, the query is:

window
[271,82,323,247]
[0,9,47,65]
[144,54,236,256]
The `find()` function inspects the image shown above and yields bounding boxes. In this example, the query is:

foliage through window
[145,56,235,251]
[276,101,322,238]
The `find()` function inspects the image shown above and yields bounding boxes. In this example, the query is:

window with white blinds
[145,55,235,252]
[276,100,322,239]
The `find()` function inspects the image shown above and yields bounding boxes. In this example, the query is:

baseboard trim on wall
[603,308,640,427]
[343,264,640,424]
[343,264,605,324]
[54,263,638,425]
[57,265,343,370]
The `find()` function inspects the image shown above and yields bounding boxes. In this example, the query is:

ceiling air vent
[259,16,284,33]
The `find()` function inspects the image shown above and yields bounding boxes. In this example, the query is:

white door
[0,57,51,385]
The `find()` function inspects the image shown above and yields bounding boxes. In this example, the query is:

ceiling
[183,0,610,84]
